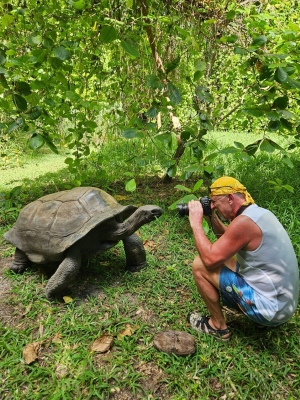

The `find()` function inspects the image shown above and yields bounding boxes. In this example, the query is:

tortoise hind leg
[45,246,82,301]
[9,248,30,273]
[123,233,147,272]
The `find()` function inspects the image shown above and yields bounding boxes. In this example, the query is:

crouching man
[187,176,299,341]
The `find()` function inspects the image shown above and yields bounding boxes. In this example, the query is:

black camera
[177,196,212,217]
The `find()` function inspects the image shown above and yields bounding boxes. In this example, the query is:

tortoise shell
[4,187,137,259]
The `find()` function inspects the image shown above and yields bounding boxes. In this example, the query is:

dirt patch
[0,256,16,327]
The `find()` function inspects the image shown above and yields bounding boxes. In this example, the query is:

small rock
[153,330,195,356]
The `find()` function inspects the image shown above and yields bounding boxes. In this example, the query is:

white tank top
[237,204,299,323]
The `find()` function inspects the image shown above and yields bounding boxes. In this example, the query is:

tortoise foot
[125,262,147,273]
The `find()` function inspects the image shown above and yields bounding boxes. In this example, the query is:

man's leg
[191,254,236,337]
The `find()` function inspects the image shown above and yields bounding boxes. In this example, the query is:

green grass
[0,132,300,399]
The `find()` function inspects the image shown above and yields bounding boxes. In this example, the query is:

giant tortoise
[4,187,162,300]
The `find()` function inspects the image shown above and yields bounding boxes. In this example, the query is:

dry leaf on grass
[114,194,127,201]
[91,334,113,353]
[143,239,157,251]
[117,324,137,340]
[55,364,68,378]
[63,296,73,303]
[52,332,62,344]
[23,341,43,364]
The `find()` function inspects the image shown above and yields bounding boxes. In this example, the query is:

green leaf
[166,82,182,104]
[6,118,24,133]
[174,184,191,193]
[268,120,280,131]
[193,70,204,81]
[283,155,294,168]
[53,46,71,61]
[226,10,236,20]
[66,91,81,102]
[0,73,9,89]
[280,118,293,132]
[15,81,31,96]
[12,94,27,111]
[205,152,218,161]
[121,128,143,139]
[234,47,248,55]
[0,53,6,65]
[193,179,203,192]
[195,85,213,103]
[44,138,59,154]
[287,78,300,89]
[194,59,206,71]
[238,152,251,162]
[26,106,42,120]
[121,40,139,58]
[274,67,288,83]
[260,139,275,153]
[175,26,190,38]
[27,33,42,46]
[50,57,63,69]
[267,139,283,151]
[181,130,193,141]
[268,121,280,132]
[165,56,180,74]
[166,164,177,178]
[279,110,297,120]
[0,98,10,110]
[219,34,238,43]
[251,35,267,47]
[244,140,261,156]
[282,184,294,193]
[233,141,245,150]
[145,107,158,118]
[272,96,288,109]
[145,75,163,90]
[244,108,264,117]
[29,133,45,150]
[125,178,136,192]
[221,146,240,154]
[184,164,203,173]
[168,194,198,210]
[1,14,14,28]
[100,26,118,43]
[73,0,85,10]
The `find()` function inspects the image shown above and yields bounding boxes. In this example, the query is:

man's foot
[187,312,231,342]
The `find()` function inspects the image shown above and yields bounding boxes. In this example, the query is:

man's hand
[188,200,203,228]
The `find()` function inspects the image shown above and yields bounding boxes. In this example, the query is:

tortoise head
[134,205,163,223]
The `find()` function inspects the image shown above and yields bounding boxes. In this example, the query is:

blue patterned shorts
[219,265,277,326]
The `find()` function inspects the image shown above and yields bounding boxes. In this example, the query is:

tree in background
[0,0,299,183]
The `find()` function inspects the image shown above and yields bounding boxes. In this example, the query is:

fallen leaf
[91,334,113,353]
[117,324,137,339]
[55,364,68,378]
[143,239,157,250]
[23,341,43,364]
[63,296,73,303]
[52,332,62,344]
[114,194,127,201]
[136,307,144,315]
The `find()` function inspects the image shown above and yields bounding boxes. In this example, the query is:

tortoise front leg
[9,248,30,273]
[123,233,147,272]
[45,246,82,301]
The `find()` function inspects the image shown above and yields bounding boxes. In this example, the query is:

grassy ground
[0,134,299,399]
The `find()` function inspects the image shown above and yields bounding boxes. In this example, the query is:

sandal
[187,313,231,342]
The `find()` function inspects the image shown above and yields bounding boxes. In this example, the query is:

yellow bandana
[210,176,255,205]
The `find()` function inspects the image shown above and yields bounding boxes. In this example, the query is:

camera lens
[177,203,189,217]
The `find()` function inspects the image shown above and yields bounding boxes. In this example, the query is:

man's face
[210,195,231,220]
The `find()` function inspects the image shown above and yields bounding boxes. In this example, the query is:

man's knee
[192,255,206,276]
